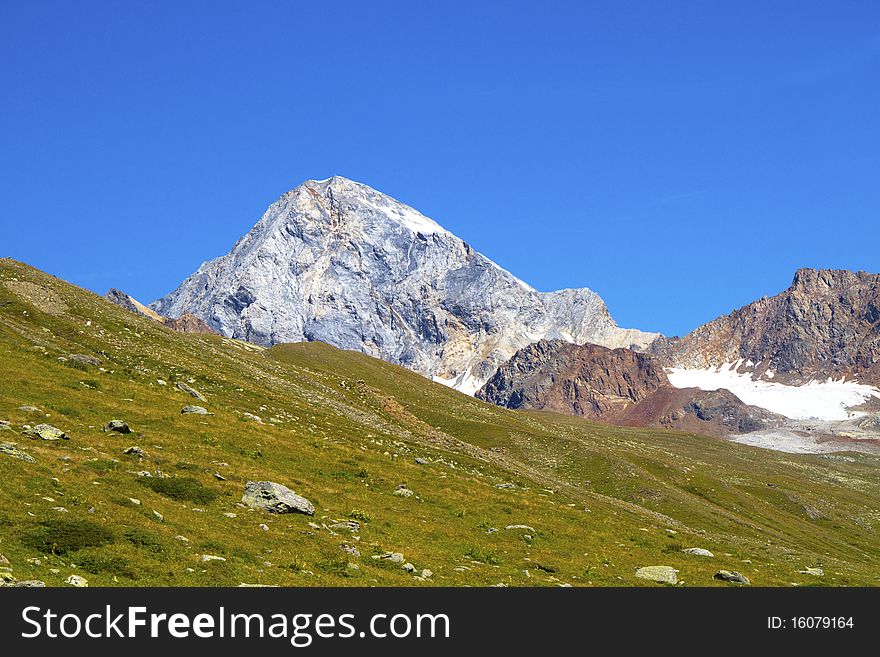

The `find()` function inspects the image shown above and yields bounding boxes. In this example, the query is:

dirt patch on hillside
[4,281,68,315]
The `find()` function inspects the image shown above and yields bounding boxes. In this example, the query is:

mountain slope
[476,340,783,437]
[152,177,657,393]
[2,258,879,587]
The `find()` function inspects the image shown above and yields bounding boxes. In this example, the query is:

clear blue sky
[2,1,878,336]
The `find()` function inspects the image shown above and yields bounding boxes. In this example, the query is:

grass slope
[0,258,877,587]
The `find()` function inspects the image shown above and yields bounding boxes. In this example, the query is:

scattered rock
[0,442,37,463]
[9,580,45,587]
[223,513,238,519]
[69,354,101,366]
[0,555,8,565]
[128,498,141,506]
[123,446,145,458]
[372,552,405,564]
[25,424,69,440]
[495,483,516,489]
[802,504,824,520]
[682,548,714,557]
[714,570,751,585]
[799,567,824,577]
[200,555,226,562]
[241,481,315,516]
[329,519,360,533]
[174,535,189,542]
[259,524,269,532]
[181,405,211,415]
[402,563,416,573]
[51,507,68,513]
[635,566,678,585]
[152,510,164,522]
[393,486,414,498]
[505,524,535,532]
[65,575,88,587]
[136,470,152,477]
[104,420,131,434]
[242,413,263,423]
[213,472,226,481]
[341,544,361,558]
[17,405,42,413]
[414,457,428,465]
[420,569,433,579]
[157,379,167,386]
[176,382,206,401]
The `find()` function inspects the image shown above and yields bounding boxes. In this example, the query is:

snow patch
[666,363,880,421]
[432,371,483,396]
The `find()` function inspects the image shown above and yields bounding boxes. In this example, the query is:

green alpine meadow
[0,258,877,588]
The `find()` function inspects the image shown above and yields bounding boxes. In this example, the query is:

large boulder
[25,424,68,440]
[241,481,315,516]
[714,570,751,585]
[104,420,131,434]
[181,405,211,415]
[635,565,678,585]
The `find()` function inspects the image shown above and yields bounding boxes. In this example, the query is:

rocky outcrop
[241,481,315,516]
[106,289,217,335]
[477,340,783,436]
[165,313,217,335]
[652,269,880,385]
[152,176,657,393]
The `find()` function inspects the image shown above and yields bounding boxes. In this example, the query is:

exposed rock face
[477,340,783,436]
[107,289,218,335]
[165,313,217,335]
[652,269,880,385]
[477,339,666,418]
[106,288,166,322]
[152,176,657,393]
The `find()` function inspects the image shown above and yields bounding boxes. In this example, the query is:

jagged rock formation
[152,176,657,393]
[652,269,880,385]
[476,340,783,436]
[165,313,216,335]
[106,289,217,336]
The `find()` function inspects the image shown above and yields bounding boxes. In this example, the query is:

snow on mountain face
[152,176,659,393]
[665,362,880,421]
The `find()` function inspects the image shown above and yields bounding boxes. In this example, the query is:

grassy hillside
[0,258,877,587]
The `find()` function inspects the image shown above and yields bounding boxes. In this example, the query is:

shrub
[22,519,115,555]
[349,509,371,523]
[123,528,165,553]
[77,553,137,579]
[139,476,217,504]
[465,546,502,565]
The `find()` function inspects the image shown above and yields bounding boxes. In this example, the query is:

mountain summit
[152,176,658,392]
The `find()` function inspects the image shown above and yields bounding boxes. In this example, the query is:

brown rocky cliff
[652,268,880,385]
[477,340,783,436]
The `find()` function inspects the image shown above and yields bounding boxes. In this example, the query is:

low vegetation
[0,258,878,587]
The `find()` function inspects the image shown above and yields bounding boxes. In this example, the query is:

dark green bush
[22,519,115,555]
[138,476,217,504]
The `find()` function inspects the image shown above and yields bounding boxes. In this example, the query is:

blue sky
[1,1,878,336]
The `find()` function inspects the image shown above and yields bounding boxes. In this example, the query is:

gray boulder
[25,424,68,440]
[69,354,101,366]
[105,420,131,434]
[241,481,315,516]
[123,446,145,458]
[714,570,751,585]
[0,442,36,463]
[176,382,206,401]
[181,405,211,415]
[682,548,714,557]
[635,565,678,585]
